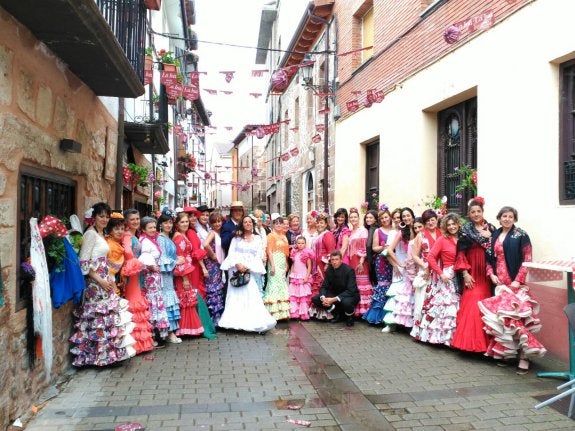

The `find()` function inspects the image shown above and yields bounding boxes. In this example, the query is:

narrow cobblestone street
[24,321,575,430]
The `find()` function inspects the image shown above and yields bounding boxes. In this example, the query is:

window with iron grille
[306,172,314,213]
[437,98,477,215]
[18,168,76,308]
[560,60,575,204]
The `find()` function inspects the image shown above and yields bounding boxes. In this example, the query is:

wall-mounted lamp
[300,54,314,88]
[59,139,82,153]
[299,53,336,97]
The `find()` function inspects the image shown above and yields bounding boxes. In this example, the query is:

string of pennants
[183,163,300,192]
[148,6,498,122]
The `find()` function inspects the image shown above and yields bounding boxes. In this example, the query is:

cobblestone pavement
[23,321,575,430]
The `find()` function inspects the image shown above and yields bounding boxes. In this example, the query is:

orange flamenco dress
[121,232,154,354]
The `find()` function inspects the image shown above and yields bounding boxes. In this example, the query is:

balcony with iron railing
[96,0,147,83]
[0,0,145,97]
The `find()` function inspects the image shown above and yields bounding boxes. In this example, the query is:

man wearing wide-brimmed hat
[221,201,244,254]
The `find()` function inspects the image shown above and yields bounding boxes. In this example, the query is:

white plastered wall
[335,0,575,260]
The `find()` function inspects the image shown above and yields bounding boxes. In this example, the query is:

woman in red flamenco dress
[172,212,204,337]
[478,206,546,374]
[452,198,494,353]
[308,213,336,320]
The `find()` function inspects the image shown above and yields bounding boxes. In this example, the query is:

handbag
[230,270,250,287]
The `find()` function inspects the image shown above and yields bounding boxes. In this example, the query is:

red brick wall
[334,0,527,120]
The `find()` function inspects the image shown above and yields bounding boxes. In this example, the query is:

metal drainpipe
[115,97,125,209]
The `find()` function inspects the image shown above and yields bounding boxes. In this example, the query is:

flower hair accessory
[110,212,124,219]
[310,210,319,218]
[84,207,94,225]
[378,203,389,212]
[161,207,175,218]
[349,207,359,214]
[468,196,485,207]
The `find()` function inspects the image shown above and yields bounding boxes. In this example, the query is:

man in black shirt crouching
[311,250,359,327]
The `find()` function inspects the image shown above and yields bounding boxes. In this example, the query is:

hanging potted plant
[144,0,161,11]
[144,47,154,70]
[126,163,150,188]
[157,49,180,73]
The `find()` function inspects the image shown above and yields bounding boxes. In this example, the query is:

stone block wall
[0,8,118,428]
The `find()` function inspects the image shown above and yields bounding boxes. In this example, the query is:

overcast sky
[194,0,269,148]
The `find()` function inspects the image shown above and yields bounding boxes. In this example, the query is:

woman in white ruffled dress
[382,207,416,331]
[410,213,461,345]
[218,215,277,333]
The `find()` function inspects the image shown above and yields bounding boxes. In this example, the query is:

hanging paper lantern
[255,127,265,139]
[204,172,212,180]
[271,69,288,90]
[443,25,460,44]
[346,100,359,113]
[251,167,258,177]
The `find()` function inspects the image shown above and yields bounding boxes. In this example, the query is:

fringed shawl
[489,225,532,280]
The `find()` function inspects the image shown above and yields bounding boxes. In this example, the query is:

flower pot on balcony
[163,63,177,73]
[144,55,153,70]
[144,0,161,11]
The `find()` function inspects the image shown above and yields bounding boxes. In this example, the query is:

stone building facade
[0,7,136,426]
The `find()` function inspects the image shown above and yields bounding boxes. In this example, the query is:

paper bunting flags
[183,85,199,101]
[346,100,359,113]
[160,70,177,86]
[251,69,269,77]
[144,69,153,85]
[444,9,494,44]
[220,71,235,83]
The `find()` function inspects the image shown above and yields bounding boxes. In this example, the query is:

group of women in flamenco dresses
[68,198,546,374]
[69,204,222,367]
[357,199,545,374]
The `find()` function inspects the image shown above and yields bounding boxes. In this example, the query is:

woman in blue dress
[157,209,182,343]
